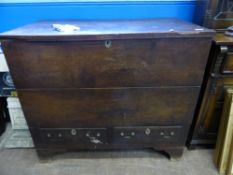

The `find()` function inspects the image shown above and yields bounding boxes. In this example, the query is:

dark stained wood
[0,19,214,41]
[222,52,233,74]
[35,145,185,161]
[18,87,200,128]
[32,125,188,160]
[189,76,233,146]
[188,33,233,147]
[162,147,184,160]
[113,126,184,144]
[188,77,224,146]
[0,19,214,159]
[214,33,233,45]
[31,126,185,148]
[2,38,211,89]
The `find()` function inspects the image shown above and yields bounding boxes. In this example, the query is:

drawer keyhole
[71,129,77,135]
[105,40,112,48]
[145,128,151,135]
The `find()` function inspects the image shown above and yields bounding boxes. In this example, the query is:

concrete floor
[0,124,219,175]
[0,147,219,175]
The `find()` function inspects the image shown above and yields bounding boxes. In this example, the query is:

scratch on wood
[124,136,131,139]
[89,137,103,144]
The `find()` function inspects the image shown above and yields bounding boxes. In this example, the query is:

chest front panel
[3,38,211,89]
[0,19,214,158]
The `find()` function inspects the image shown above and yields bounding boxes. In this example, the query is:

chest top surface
[0,19,214,41]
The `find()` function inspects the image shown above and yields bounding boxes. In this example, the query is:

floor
[0,124,219,175]
[0,146,219,175]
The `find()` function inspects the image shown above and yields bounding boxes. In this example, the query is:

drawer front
[222,52,233,74]
[38,128,108,145]
[31,126,184,149]
[113,126,183,144]
[2,38,211,88]
[18,87,200,128]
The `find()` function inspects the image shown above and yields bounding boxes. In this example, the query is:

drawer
[222,52,233,74]
[37,128,108,145]
[18,87,200,128]
[209,77,233,102]
[2,38,210,88]
[113,126,183,144]
[31,126,184,148]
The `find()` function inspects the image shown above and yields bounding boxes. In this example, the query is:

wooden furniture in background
[213,89,233,175]
[227,133,233,175]
[0,19,214,159]
[188,33,233,147]
[214,89,233,174]
[203,0,233,29]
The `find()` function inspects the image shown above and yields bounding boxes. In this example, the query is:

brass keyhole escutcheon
[105,40,112,48]
[71,129,77,135]
[170,131,175,136]
[145,128,151,135]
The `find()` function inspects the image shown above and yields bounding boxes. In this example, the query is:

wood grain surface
[3,38,211,88]
[18,87,199,128]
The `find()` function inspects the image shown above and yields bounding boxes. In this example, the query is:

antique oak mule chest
[0,19,214,159]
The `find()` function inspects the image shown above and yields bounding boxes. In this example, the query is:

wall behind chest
[0,0,207,32]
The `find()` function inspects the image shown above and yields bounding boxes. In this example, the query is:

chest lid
[0,19,214,41]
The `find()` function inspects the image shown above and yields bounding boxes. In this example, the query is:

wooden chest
[188,33,233,147]
[0,19,214,159]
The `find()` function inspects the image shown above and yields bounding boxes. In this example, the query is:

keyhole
[105,40,112,48]
[145,128,151,135]
[71,129,77,135]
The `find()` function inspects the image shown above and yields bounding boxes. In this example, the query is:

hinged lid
[0,19,215,41]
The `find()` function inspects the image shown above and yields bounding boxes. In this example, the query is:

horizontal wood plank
[3,38,211,88]
[18,87,200,128]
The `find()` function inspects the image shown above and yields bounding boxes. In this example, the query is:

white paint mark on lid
[195,28,204,31]
[52,24,80,33]
[169,29,174,32]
